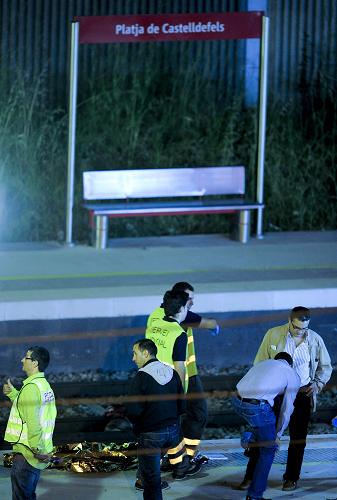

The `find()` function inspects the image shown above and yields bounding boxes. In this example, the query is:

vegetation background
[0,33,336,242]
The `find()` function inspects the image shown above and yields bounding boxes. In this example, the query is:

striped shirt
[284,332,310,386]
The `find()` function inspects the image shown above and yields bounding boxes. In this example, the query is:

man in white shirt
[232,352,300,500]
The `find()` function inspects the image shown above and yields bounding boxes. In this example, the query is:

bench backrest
[83,166,245,201]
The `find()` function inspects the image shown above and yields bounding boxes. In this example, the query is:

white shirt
[237,359,301,438]
[284,332,310,386]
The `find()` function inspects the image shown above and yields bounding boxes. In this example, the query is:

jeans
[11,453,41,500]
[232,397,277,499]
[138,423,181,500]
[244,391,312,484]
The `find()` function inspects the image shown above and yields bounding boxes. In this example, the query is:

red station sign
[75,12,263,44]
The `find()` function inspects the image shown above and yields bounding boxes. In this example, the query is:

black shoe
[185,453,208,476]
[172,455,191,481]
[282,480,297,491]
[134,478,170,491]
[234,479,252,490]
[160,456,173,472]
[246,496,271,500]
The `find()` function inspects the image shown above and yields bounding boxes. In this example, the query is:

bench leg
[230,211,250,243]
[95,215,108,249]
[238,210,250,243]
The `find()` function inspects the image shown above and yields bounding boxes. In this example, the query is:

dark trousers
[244,391,312,483]
[11,453,41,500]
[181,375,207,454]
[138,423,181,500]
[284,391,312,481]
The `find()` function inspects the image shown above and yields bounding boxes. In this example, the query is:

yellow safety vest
[146,306,198,378]
[146,315,189,390]
[5,376,56,456]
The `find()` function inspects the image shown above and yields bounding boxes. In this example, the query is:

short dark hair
[274,351,293,366]
[134,339,157,357]
[163,290,189,317]
[171,282,194,293]
[290,306,310,321]
[28,346,50,371]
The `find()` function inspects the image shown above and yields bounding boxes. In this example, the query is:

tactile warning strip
[206,448,337,468]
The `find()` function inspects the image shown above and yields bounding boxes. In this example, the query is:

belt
[237,394,269,405]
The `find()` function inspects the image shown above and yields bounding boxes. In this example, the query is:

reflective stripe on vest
[5,377,56,453]
[186,327,198,377]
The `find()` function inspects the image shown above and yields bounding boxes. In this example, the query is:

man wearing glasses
[3,347,57,499]
[237,306,332,493]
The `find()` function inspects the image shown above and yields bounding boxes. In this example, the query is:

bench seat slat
[84,199,264,217]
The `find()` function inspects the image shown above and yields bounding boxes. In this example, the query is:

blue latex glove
[331,417,337,427]
[209,325,220,336]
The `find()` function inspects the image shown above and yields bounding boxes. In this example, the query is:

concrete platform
[0,231,336,321]
[1,436,337,499]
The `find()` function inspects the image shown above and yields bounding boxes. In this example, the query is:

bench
[83,166,264,249]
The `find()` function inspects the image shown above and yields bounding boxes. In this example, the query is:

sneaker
[134,478,170,491]
[186,453,208,476]
[282,480,297,491]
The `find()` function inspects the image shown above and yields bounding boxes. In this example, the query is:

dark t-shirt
[182,310,202,328]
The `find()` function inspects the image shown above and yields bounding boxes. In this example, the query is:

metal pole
[65,22,80,246]
[256,16,269,239]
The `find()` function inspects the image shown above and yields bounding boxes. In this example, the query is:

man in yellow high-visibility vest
[146,282,220,476]
[3,346,57,499]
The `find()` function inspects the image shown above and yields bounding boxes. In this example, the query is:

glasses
[24,357,34,361]
[291,320,309,333]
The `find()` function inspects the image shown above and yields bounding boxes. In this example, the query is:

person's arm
[312,337,332,391]
[173,361,186,392]
[19,384,50,455]
[172,332,188,392]
[276,373,300,439]
[199,317,218,329]
[3,379,18,401]
[173,371,186,415]
[125,373,145,424]
[182,311,219,334]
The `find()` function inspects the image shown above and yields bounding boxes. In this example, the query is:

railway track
[1,373,337,449]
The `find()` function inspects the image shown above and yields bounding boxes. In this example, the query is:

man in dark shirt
[126,339,189,500]
[171,282,218,470]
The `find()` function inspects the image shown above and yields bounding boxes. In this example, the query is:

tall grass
[0,74,67,241]
[0,67,335,242]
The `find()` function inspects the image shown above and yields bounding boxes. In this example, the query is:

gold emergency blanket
[3,442,138,473]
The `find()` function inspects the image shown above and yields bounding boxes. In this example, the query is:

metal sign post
[66,22,79,246]
[256,15,269,239]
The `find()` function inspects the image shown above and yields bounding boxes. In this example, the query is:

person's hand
[3,379,14,395]
[34,452,54,463]
[302,382,318,397]
[209,325,220,336]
